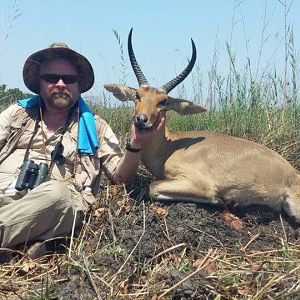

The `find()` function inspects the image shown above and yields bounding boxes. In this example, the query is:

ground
[0,169,299,299]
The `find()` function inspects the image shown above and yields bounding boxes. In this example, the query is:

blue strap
[17,96,99,154]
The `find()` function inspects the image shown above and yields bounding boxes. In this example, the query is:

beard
[47,89,74,110]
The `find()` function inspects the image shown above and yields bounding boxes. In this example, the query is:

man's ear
[104,84,137,102]
[166,96,207,115]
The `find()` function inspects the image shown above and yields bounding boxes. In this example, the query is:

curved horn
[128,28,148,86]
[161,39,196,94]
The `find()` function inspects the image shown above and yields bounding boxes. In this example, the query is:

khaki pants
[0,181,85,248]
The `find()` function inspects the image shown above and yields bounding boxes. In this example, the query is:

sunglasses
[40,73,79,84]
[51,142,65,165]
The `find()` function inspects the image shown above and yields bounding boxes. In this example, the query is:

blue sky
[0,0,299,103]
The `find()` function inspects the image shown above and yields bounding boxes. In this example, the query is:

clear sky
[0,0,299,103]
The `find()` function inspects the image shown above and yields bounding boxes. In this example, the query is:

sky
[0,0,299,104]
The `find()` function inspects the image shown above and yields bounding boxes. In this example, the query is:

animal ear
[104,84,137,102]
[166,96,207,115]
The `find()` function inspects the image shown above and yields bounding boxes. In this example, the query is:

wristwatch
[125,138,141,153]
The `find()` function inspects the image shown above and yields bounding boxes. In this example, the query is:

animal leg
[283,177,300,223]
[149,177,221,205]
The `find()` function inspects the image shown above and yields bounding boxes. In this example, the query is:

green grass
[0,3,299,298]
[89,103,300,170]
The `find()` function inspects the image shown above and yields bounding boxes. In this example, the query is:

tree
[0,85,33,111]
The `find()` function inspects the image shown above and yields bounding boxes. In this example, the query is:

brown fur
[104,84,300,222]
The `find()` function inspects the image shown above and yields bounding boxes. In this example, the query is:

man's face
[39,58,80,111]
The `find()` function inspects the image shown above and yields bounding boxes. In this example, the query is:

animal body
[105,29,300,222]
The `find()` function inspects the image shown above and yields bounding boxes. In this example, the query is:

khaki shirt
[0,104,123,206]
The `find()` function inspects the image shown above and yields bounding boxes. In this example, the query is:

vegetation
[0,1,299,299]
[1,53,300,299]
[0,84,33,110]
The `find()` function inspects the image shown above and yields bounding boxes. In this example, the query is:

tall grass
[0,0,20,56]
[97,2,299,168]
[0,0,21,110]
[0,3,299,299]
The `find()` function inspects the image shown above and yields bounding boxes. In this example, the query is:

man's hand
[129,112,166,149]
[112,112,165,184]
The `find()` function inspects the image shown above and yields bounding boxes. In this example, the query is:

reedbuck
[105,29,300,222]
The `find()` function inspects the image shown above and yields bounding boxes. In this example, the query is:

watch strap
[125,138,141,153]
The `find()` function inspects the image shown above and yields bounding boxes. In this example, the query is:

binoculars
[15,160,48,191]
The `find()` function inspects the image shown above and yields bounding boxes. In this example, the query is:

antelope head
[104,30,300,224]
[104,29,206,131]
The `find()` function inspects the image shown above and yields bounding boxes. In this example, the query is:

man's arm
[0,104,19,151]
[111,145,141,184]
[111,114,165,184]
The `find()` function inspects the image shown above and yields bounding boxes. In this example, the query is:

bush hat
[23,42,94,94]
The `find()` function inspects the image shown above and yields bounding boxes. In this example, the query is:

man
[0,43,163,259]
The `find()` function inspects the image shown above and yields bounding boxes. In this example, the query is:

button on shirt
[0,104,123,206]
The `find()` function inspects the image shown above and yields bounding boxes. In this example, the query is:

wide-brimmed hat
[23,42,94,94]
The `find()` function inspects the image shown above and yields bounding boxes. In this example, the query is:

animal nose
[136,114,148,124]
[135,114,149,129]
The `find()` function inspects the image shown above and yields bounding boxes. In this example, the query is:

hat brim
[23,47,94,94]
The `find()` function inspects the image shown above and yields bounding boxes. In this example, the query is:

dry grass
[1,1,299,298]
[1,177,299,299]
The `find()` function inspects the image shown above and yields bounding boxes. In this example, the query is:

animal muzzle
[134,114,153,130]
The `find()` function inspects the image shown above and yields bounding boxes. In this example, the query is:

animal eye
[158,99,167,107]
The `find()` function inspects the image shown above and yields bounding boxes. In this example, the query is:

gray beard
[49,94,72,109]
